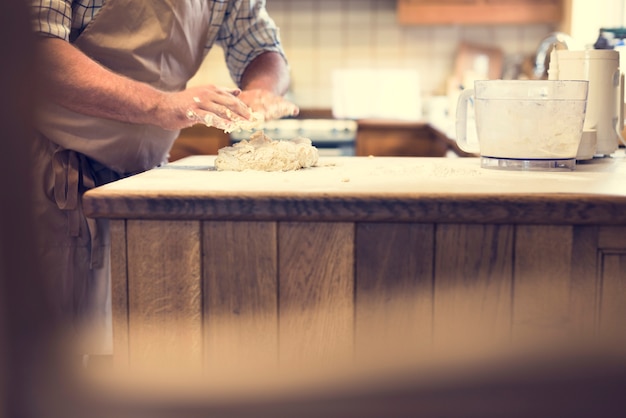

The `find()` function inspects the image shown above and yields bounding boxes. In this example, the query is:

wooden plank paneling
[203,221,278,373]
[597,226,626,341]
[513,225,573,342]
[599,226,626,249]
[598,252,626,339]
[355,223,434,362]
[278,222,354,369]
[434,224,514,349]
[110,219,129,368]
[569,226,600,337]
[126,220,202,374]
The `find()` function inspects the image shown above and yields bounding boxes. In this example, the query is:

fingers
[184,108,230,129]
[193,86,249,120]
[180,85,258,132]
[177,86,298,132]
[239,89,300,121]
[265,100,299,120]
[185,107,263,133]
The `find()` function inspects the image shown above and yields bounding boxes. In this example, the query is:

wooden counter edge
[82,193,626,225]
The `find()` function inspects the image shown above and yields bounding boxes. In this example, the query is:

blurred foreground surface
[2,2,626,418]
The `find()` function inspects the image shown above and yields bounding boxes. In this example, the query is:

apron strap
[52,147,109,269]
[52,148,81,236]
[80,157,103,269]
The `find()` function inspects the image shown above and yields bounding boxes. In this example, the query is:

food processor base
[480,157,576,171]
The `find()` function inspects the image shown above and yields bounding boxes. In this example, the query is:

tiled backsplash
[189,0,556,109]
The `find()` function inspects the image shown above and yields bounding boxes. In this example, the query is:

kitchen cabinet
[172,113,466,160]
[397,0,564,25]
[83,155,626,374]
[356,120,473,157]
[169,125,230,161]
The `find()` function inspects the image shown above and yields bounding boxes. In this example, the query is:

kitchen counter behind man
[356,119,473,157]
[169,125,230,161]
[170,108,474,161]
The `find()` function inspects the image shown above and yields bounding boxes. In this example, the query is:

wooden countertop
[83,154,626,225]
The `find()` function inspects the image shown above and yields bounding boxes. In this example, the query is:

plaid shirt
[30,0,285,86]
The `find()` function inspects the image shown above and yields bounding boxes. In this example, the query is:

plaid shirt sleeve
[30,0,73,40]
[216,0,287,87]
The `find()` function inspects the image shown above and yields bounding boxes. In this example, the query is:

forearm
[240,51,290,96]
[38,37,165,126]
[37,37,251,131]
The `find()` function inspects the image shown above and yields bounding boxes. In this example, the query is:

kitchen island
[83,154,626,373]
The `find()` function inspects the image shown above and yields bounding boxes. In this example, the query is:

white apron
[33,0,213,354]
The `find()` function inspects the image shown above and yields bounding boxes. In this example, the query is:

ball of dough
[215,131,319,171]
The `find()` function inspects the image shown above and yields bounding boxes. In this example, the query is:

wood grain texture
[202,221,278,372]
[569,226,600,337]
[126,220,203,373]
[597,227,626,340]
[598,226,626,249]
[355,223,435,361]
[434,224,514,348]
[598,252,626,339]
[278,222,354,368]
[110,220,129,368]
[513,225,574,342]
[83,194,626,225]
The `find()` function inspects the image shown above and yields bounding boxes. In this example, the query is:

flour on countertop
[430,165,483,178]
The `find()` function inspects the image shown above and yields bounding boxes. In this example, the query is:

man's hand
[239,52,298,120]
[239,89,299,121]
[156,85,254,131]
